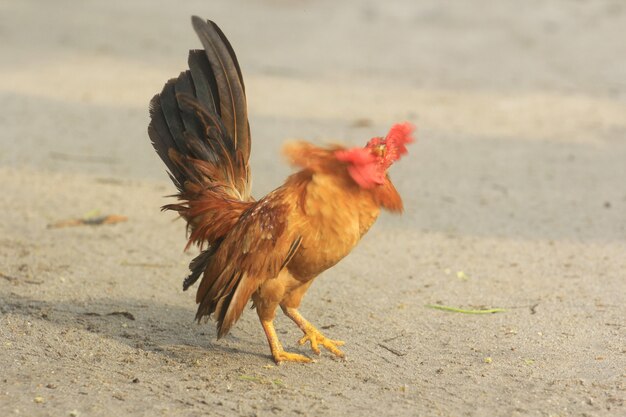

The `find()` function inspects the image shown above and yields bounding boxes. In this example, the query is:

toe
[324,342,345,357]
[274,351,312,364]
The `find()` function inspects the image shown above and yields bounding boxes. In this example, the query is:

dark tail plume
[148,17,251,201]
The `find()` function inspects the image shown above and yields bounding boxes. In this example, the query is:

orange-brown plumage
[148,17,413,363]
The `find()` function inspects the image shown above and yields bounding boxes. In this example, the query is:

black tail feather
[183,243,220,291]
[174,71,205,147]
[149,94,184,190]
[209,20,246,94]
[187,49,219,115]
[191,16,250,162]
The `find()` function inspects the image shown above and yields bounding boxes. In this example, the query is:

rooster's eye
[374,145,386,157]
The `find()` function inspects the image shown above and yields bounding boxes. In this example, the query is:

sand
[1,1,625,416]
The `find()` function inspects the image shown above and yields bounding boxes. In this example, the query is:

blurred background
[2,0,625,240]
[1,2,624,163]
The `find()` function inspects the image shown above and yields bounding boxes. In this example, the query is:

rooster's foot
[261,318,313,364]
[298,328,345,357]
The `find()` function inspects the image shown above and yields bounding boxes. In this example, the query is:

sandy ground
[1,0,625,416]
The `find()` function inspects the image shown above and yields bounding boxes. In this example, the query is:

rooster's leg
[254,286,311,364]
[281,307,345,358]
[260,319,312,364]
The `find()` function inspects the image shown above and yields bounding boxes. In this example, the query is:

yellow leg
[260,319,312,364]
[282,307,345,358]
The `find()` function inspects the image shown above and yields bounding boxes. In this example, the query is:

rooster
[148,17,414,363]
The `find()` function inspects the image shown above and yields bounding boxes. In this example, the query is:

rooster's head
[335,122,415,189]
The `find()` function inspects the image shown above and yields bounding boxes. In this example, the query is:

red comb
[382,122,415,168]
